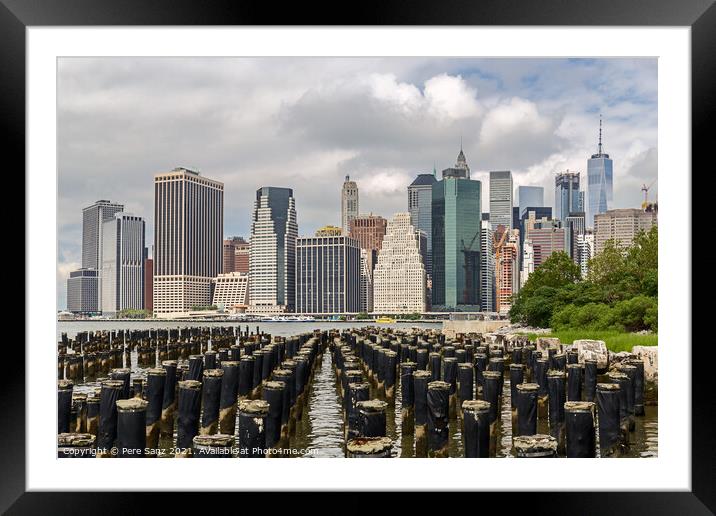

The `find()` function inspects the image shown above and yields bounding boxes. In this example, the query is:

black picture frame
[3,0,711,512]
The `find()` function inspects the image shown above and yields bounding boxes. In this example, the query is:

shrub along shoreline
[518,330,657,353]
[510,226,658,336]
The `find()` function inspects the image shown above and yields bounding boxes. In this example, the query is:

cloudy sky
[57,57,657,309]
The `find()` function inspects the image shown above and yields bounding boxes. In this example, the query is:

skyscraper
[517,186,545,216]
[495,228,520,315]
[489,171,513,229]
[408,172,437,277]
[526,224,570,267]
[586,117,614,228]
[555,171,581,221]
[594,208,657,254]
[101,213,146,316]
[349,214,387,252]
[373,213,426,314]
[248,187,297,313]
[153,167,224,316]
[341,175,359,234]
[296,233,361,314]
[67,269,100,315]
[223,236,250,274]
[432,149,482,311]
[480,219,495,312]
[82,199,124,269]
[76,199,124,312]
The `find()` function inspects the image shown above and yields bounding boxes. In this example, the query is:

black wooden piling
[145,368,166,449]
[176,380,202,455]
[346,436,392,458]
[513,434,558,458]
[596,382,622,457]
[565,401,596,458]
[200,369,223,435]
[238,399,270,457]
[462,399,491,457]
[426,380,450,457]
[58,380,74,434]
[116,398,148,457]
[192,434,234,458]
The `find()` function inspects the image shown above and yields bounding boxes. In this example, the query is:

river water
[58,321,657,458]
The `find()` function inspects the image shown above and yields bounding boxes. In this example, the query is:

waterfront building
[295,233,361,314]
[480,219,495,312]
[223,236,249,274]
[67,268,100,315]
[341,175,359,234]
[495,228,520,315]
[586,117,614,228]
[373,213,427,314]
[594,208,658,255]
[153,167,224,316]
[408,172,438,276]
[432,149,482,311]
[248,187,297,314]
[555,171,581,221]
[212,272,249,311]
[101,213,146,316]
[489,170,513,229]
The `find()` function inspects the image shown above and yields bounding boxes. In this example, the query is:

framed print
[4,0,712,511]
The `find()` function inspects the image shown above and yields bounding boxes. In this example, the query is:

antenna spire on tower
[598,114,603,155]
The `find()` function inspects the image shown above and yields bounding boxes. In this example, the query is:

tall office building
[517,186,545,216]
[78,199,124,312]
[594,208,658,254]
[521,239,534,287]
[153,167,224,316]
[349,214,387,252]
[495,229,520,314]
[489,170,513,229]
[82,200,124,269]
[144,251,153,313]
[101,213,146,316]
[586,117,614,228]
[341,175,359,234]
[296,233,361,314]
[565,211,586,261]
[432,149,482,311]
[408,172,438,276]
[373,213,426,313]
[359,249,375,313]
[234,238,250,274]
[67,269,100,315]
[555,171,581,221]
[248,187,297,313]
[480,220,495,312]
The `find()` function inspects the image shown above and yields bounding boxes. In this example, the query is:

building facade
[144,255,153,312]
[576,232,595,278]
[101,213,146,316]
[555,171,581,221]
[408,172,437,276]
[586,119,614,228]
[489,170,513,229]
[295,234,361,314]
[248,187,298,313]
[432,150,482,311]
[82,200,124,270]
[341,175,359,234]
[349,214,387,252]
[521,238,534,287]
[373,213,426,313]
[67,268,100,315]
[212,272,249,311]
[517,186,545,216]
[359,249,376,313]
[594,208,658,254]
[495,229,520,315]
[526,225,570,268]
[480,219,495,312]
[153,168,224,316]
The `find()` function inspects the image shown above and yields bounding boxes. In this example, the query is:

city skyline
[57,57,657,308]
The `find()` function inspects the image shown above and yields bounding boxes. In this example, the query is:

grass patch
[517,330,658,353]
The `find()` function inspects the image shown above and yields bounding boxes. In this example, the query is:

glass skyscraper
[489,170,513,229]
[408,171,437,277]
[586,118,613,228]
[554,171,581,221]
[517,186,544,216]
[432,149,482,311]
[249,186,298,313]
